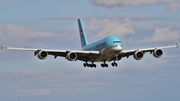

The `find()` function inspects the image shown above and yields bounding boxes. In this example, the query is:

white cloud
[0,24,55,46]
[0,24,53,38]
[89,0,180,11]
[0,24,82,48]
[142,28,180,42]
[167,3,180,11]
[86,18,135,40]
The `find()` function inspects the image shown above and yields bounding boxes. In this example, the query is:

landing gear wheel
[83,63,86,67]
[111,62,118,67]
[115,63,118,67]
[105,64,108,68]
[101,64,104,68]
[93,64,96,68]
[111,63,114,67]
[89,64,93,68]
[101,63,108,68]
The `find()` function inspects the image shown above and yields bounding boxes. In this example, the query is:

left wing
[1,46,100,61]
[115,43,178,60]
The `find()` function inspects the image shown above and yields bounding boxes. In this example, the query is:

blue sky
[0,0,180,101]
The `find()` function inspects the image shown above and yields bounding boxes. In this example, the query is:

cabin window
[113,41,121,43]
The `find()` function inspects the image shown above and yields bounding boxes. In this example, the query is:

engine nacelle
[133,51,144,60]
[66,52,77,61]
[37,51,48,60]
[153,49,163,58]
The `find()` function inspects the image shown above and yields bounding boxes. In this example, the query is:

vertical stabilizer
[77,19,88,48]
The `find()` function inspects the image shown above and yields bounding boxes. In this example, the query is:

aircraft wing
[1,43,178,62]
[1,46,100,61]
[116,43,178,60]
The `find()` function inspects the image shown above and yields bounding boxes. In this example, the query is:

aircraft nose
[112,45,123,51]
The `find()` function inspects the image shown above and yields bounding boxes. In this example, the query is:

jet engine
[66,52,77,61]
[133,51,144,60]
[153,49,163,58]
[37,51,48,60]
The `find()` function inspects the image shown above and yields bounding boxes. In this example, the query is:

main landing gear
[101,61,108,68]
[101,61,118,67]
[83,61,118,68]
[83,62,96,68]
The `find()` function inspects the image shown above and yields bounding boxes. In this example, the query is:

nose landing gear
[111,61,118,67]
[111,54,118,67]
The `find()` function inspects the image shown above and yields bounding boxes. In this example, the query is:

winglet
[1,46,6,50]
[176,43,178,48]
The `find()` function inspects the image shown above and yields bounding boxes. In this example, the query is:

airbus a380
[1,19,178,68]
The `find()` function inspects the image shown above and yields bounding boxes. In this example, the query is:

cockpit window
[113,41,121,43]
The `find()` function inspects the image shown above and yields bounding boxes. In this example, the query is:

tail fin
[77,19,88,48]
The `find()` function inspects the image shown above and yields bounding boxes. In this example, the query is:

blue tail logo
[77,19,88,48]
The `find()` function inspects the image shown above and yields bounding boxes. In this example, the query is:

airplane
[1,19,178,68]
